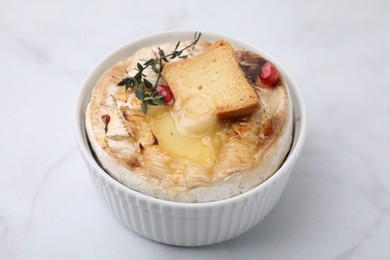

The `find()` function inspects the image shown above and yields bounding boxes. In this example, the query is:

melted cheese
[170,89,220,137]
[147,89,222,165]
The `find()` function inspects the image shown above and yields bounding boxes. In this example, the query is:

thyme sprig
[117,32,202,114]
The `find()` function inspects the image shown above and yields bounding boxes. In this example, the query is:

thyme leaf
[116,32,202,114]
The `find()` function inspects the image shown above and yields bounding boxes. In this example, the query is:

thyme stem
[117,32,202,114]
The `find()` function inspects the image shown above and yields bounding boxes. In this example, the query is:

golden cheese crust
[85,40,293,202]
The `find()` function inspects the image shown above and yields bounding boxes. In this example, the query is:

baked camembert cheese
[85,38,293,202]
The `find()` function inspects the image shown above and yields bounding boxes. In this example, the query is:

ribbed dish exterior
[81,151,294,246]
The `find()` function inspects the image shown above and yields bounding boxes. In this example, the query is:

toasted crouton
[162,40,260,119]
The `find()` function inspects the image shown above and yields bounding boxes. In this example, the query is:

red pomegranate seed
[101,114,110,133]
[157,85,175,105]
[101,114,110,125]
[259,62,279,85]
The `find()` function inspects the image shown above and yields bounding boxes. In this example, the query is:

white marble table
[1,0,389,259]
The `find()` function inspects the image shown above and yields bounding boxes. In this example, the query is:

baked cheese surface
[85,40,293,202]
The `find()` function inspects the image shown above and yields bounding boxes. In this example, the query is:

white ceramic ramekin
[75,31,306,246]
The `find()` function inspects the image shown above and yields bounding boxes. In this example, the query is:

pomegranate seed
[259,62,279,85]
[101,114,110,134]
[101,114,110,125]
[157,85,175,105]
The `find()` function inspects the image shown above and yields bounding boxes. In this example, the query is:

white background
[1,0,389,259]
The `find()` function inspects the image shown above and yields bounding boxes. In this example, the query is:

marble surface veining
[0,0,390,259]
